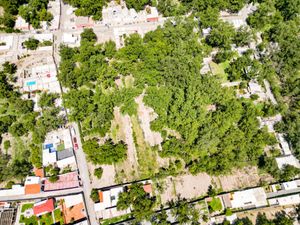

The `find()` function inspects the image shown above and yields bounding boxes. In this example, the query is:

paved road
[0,188,83,202]
[266,187,300,199]
[72,123,98,225]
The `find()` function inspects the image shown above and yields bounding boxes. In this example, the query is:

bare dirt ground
[90,164,116,188]
[237,206,295,224]
[0,7,4,17]
[135,94,163,147]
[160,173,212,204]
[214,166,274,192]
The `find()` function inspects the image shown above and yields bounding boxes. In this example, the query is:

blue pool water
[26,81,36,86]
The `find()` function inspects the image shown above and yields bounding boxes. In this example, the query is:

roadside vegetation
[0,0,53,31]
[0,62,63,183]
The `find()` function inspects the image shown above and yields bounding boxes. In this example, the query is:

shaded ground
[237,205,295,224]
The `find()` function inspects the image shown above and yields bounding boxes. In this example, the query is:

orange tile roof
[34,168,44,178]
[143,184,152,194]
[63,202,86,224]
[98,191,103,203]
[25,184,41,195]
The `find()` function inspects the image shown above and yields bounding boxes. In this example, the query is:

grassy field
[21,203,33,212]
[12,136,29,160]
[54,208,65,224]
[19,215,38,225]
[131,116,159,179]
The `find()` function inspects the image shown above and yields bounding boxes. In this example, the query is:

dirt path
[112,107,139,182]
[135,94,163,147]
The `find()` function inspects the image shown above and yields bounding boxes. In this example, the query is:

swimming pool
[26,81,36,86]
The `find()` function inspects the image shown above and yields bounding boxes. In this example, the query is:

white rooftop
[0,185,25,197]
[281,181,298,191]
[276,155,300,170]
[42,149,57,166]
[277,133,291,155]
[0,36,14,51]
[269,194,300,206]
[230,187,267,209]
[24,176,41,185]
[63,194,84,208]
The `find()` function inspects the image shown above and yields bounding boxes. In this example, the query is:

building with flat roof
[230,187,267,209]
[276,155,300,169]
[269,194,300,206]
[0,185,25,197]
[0,36,14,51]
[0,207,16,225]
[24,176,41,195]
[14,16,29,31]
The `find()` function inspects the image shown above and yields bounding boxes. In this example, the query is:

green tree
[83,139,127,165]
[117,183,156,222]
[3,140,10,151]
[169,197,199,225]
[90,188,99,202]
[94,167,103,179]
[38,92,59,108]
[2,62,17,74]
[23,38,40,50]
[81,28,97,43]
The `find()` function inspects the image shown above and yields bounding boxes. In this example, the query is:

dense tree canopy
[83,139,127,165]
[117,183,156,222]
[19,0,52,28]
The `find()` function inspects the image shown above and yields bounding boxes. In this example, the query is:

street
[72,122,98,225]
[0,187,83,202]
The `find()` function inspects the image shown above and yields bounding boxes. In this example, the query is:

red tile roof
[34,168,44,178]
[44,172,80,191]
[33,199,55,216]
[143,184,152,194]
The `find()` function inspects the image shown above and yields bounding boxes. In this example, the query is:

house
[33,199,55,216]
[21,62,60,94]
[75,17,94,29]
[62,33,79,46]
[269,194,300,206]
[34,168,44,178]
[14,16,29,31]
[61,194,86,224]
[95,181,151,220]
[0,185,24,197]
[0,207,16,225]
[43,172,80,191]
[276,133,291,155]
[146,7,159,22]
[230,187,267,209]
[42,129,76,169]
[281,181,298,191]
[143,183,152,194]
[24,176,41,195]
[95,186,131,220]
[276,155,300,170]
[0,36,14,51]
